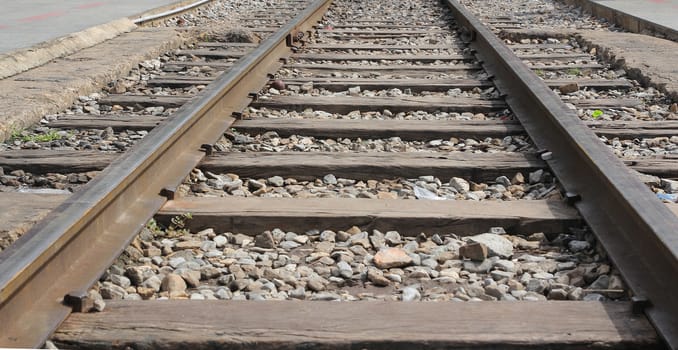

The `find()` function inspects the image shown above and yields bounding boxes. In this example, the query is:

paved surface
[0,0,181,53]
[579,30,678,101]
[0,26,188,141]
[588,0,678,32]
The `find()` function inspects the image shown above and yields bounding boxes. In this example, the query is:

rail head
[443,0,678,348]
[132,0,212,26]
[0,0,333,347]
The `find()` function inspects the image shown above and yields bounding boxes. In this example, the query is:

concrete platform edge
[500,28,678,103]
[0,27,192,142]
[0,0,209,80]
[559,0,678,42]
[577,30,678,102]
[0,18,138,80]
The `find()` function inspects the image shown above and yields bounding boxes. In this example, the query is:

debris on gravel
[219,130,534,153]
[94,223,627,302]
[180,169,560,201]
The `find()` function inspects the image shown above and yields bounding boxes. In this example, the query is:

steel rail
[443,0,678,348]
[0,0,332,346]
[133,0,212,25]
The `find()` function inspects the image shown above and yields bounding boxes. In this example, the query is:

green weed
[11,129,66,143]
[566,68,581,76]
[146,212,193,237]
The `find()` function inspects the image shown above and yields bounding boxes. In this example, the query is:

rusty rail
[0,0,332,346]
[443,0,678,348]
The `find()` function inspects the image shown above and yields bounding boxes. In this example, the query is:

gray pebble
[168,257,186,269]
[307,275,327,292]
[142,276,162,292]
[267,176,284,187]
[385,273,402,283]
[289,287,306,300]
[450,177,470,193]
[526,279,549,294]
[367,269,391,286]
[320,230,336,242]
[214,235,228,247]
[568,240,590,252]
[490,270,515,281]
[529,169,544,184]
[255,231,276,249]
[280,241,301,249]
[467,233,513,258]
[216,288,232,300]
[311,292,341,301]
[402,286,421,301]
[485,284,508,298]
[323,174,337,185]
[100,282,126,300]
[588,275,610,289]
[337,261,353,279]
[247,293,266,301]
[385,231,402,245]
[463,257,496,273]
[111,274,131,288]
[493,259,516,272]
[88,289,106,312]
[421,258,438,269]
[496,176,511,187]
[548,288,569,300]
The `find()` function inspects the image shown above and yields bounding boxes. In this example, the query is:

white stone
[449,177,470,193]
[402,286,421,301]
[467,233,514,258]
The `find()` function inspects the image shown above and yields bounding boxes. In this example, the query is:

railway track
[0,0,676,348]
